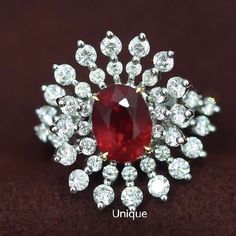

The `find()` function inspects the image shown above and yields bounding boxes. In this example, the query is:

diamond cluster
[35,31,220,211]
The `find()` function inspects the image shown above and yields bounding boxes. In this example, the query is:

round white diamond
[79,101,93,117]
[126,61,142,77]
[152,105,168,121]
[148,175,170,198]
[55,143,77,166]
[181,137,203,158]
[107,61,123,76]
[74,82,91,98]
[121,166,138,181]
[152,124,165,139]
[182,91,201,109]
[167,77,187,98]
[155,145,171,161]
[201,97,218,116]
[77,121,91,136]
[34,124,50,142]
[153,51,174,72]
[75,44,97,66]
[59,96,79,115]
[69,169,89,192]
[128,36,150,58]
[79,138,96,156]
[192,115,212,136]
[100,35,122,57]
[121,186,143,209]
[165,127,183,147]
[93,184,115,207]
[89,68,106,85]
[149,87,167,104]
[55,115,75,139]
[43,84,65,106]
[54,64,76,86]
[168,158,190,179]
[36,106,57,126]
[142,69,158,86]
[170,104,188,126]
[87,155,103,172]
[140,157,156,173]
[102,165,119,181]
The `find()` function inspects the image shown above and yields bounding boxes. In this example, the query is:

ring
[34,31,220,211]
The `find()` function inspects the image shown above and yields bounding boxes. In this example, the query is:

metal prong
[53,64,58,70]
[163,109,171,117]
[136,86,144,93]
[209,125,216,132]
[50,125,58,133]
[184,174,192,181]
[106,31,114,39]
[57,98,65,107]
[167,157,174,164]
[160,195,168,202]
[144,145,154,155]
[97,202,105,210]
[185,110,194,118]
[41,85,47,91]
[129,205,136,212]
[151,68,158,76]
[70,186,77,194]
[132,56,140,64]
[54,156,61,163]
[177,136,187,145]
[167,51,175,57]
[92,93,99,101]
[182,80,189,87]
[100,152,109,161]
[77,40,85,48]
[200,151,207,158]
[215,106,221,113]
[139,32,146,41]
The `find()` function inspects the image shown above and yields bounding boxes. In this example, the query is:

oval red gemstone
[92,84,152,163]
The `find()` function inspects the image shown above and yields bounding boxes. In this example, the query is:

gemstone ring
[35,31,220,211]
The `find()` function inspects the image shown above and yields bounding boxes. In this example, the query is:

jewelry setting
[35,31,220,211]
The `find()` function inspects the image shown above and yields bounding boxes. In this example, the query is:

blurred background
[0,0,235,235]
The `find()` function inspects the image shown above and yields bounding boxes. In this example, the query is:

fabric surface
[0,0,235,235]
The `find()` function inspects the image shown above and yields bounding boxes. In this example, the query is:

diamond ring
[35,31,220,211]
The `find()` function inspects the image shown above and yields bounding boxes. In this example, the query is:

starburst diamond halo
[35,31,220,211]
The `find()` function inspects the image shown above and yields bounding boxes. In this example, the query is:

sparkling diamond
[87,155,103,172]
[79,101,93,117]
[48,133,68,148]
[168,158,190,179]
[102,165,119,181]
[121,186,143,209]
[69,169,89,192]
[181,137,203,158]
[79,137,96,155]
[107,61,123,76]
[43,84,65,106]
[55,115,75,139]
[126,61,142,77]
[89,68,106,85]
[140,157,156,173]
[165,127,183,147]
[77,121,91,136]
[100,35,122,57]
[142,69,158,86]
[151,105,168,121]
[192,115,212,136]
[153,51,174,72]
[148,175,170,197]
[155,145,171,161]
[74,82,92,98]
[149,87,167,104]
[182,91,201,109]
[170,104,188,126]
[93,184,115,207]
[167,77,187,98]
[54,64,76,86]
[59,96,79,115]
[128,36,150,58]
[75,44,97,66]
[121,166,138,181]
[34,124,50,142]
[92,84,152,163]
[201,97,218,116]
[152,124,165,139]
[36,106,57,126]
[55,143,77,166]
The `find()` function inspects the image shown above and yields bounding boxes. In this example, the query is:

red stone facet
[92,84,152,163]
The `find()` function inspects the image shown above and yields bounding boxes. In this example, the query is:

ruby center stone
[92,84,152,163]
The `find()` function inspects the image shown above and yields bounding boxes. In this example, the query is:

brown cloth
[0,1,235,235]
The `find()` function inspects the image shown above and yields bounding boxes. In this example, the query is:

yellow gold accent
[136,86,144,93]
[92,93,100,101]
[144,145,154,155]
[100,152,109,161]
